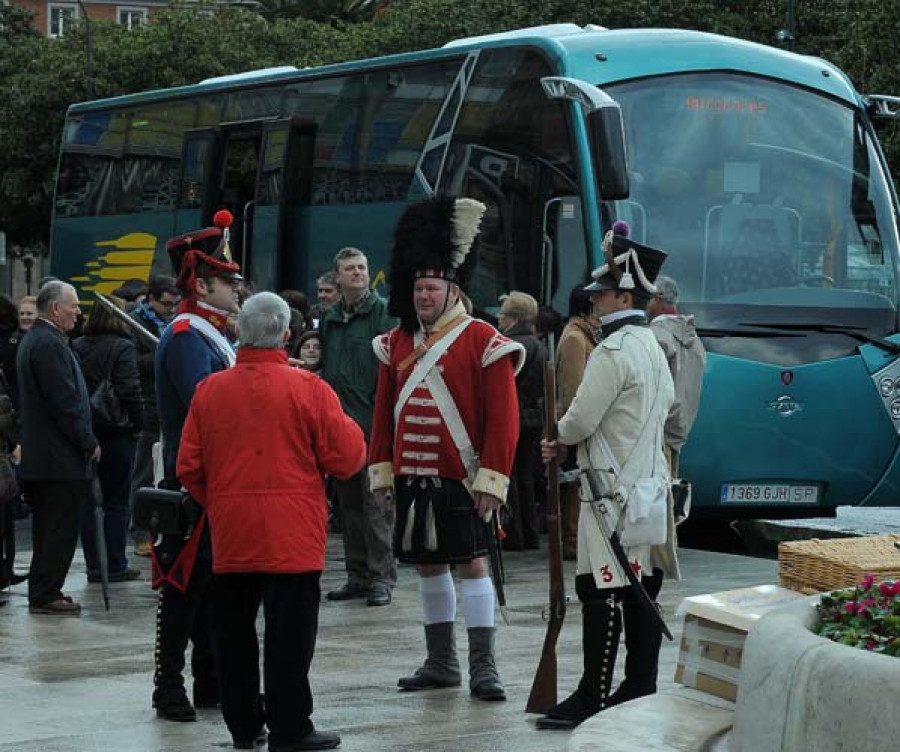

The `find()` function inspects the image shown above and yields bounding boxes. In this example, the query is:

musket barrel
[92,291,160,348]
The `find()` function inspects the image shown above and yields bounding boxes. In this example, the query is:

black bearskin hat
[388,195,485,331]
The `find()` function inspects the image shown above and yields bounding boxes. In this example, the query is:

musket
[92,292,160,349]
[583,470,673,641]
[525,333,566,714]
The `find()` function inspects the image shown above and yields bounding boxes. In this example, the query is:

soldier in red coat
[369,196,524,701]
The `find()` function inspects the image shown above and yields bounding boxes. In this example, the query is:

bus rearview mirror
[588,107,630,201]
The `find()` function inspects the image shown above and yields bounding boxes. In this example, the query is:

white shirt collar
[599,309,645,327]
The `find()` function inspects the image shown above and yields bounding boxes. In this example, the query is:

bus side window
[55,153,106,217]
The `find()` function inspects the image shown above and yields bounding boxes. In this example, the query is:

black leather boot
[152,587,197,722]
[467,627,506,701]
[398,622,462,690]
[608,571,664,707]
[537,593,622,730]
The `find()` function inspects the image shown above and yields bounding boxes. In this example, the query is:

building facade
[6,1,234,38]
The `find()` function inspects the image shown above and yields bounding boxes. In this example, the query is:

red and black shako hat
[388,195,486,331]
[585,220,667,295]
[166,209,243,295]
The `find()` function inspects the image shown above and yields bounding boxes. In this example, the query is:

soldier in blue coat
[151,210,242,722]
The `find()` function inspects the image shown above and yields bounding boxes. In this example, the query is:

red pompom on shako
[166,208,242,295]
[212,209,234,229]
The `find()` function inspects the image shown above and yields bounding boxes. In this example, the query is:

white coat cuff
[368,462,394,491]
[471,467,510,503]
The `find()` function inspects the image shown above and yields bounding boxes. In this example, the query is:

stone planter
[730,601,900,752]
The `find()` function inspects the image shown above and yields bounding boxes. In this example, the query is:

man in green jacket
[320,247,397,607]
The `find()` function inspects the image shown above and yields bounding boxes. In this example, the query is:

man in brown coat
[555,284,599,560]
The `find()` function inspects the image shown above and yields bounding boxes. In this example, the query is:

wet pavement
[760,505,900,538]
[0,526,778,752]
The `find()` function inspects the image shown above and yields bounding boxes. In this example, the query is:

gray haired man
[646,275,707,473]
[18,282,99,615]
[179,291,364,751]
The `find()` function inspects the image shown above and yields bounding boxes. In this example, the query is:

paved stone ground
[0,531,777,752]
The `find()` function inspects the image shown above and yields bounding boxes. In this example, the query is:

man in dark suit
[17,281,99,615]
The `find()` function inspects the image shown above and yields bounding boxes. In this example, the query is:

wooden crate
[778,534,900,594]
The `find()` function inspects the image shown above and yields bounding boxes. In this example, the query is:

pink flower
[862,573,876,590]
[892,581,900,597]
[880,582,895,597]
[845,602,857,614]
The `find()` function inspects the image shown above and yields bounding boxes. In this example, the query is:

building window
[117,7,147,30]
[48,4,78,38]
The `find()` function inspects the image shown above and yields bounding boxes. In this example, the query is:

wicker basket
[778,534,900,594]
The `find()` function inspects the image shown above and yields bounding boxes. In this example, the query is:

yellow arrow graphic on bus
[96,232,156,251]
[96,250,155,266]
[91,266,152,280]
[75,232,158,300]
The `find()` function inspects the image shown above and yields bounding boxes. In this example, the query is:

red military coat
[178,348,366,574]
[368,302,524,501]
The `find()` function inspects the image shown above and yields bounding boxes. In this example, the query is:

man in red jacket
[178,291,365,752]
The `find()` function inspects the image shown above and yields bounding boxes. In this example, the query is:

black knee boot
[537,592,622,730]
[608,571,664,707]
[152,586,198,721]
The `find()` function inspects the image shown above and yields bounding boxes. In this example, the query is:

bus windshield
[605,72,900,364]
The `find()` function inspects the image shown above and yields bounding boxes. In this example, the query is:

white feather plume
[451,198,486,268]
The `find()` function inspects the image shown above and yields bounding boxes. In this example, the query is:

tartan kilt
[394,476,490,565]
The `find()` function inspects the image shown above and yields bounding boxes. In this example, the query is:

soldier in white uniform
[537,222,678,730]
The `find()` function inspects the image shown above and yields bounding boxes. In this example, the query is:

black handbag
[89,344,131,431]
[133,487,188,536]
[90,377,129,429]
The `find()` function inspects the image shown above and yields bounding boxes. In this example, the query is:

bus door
[176,126,221,232]
[216,121,265,281]
[178,119,314,291]
[250,118,315,292]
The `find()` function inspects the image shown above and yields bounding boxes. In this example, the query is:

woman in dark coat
[73,296,144,582]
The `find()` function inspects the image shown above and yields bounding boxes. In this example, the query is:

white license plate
[721,483,819,504]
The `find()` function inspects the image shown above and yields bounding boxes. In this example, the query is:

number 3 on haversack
[601,565,613,583]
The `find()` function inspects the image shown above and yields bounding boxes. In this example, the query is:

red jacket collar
[236,348,288,365]
[177,299,230,333]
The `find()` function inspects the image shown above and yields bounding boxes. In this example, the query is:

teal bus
[50,23,900,515]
